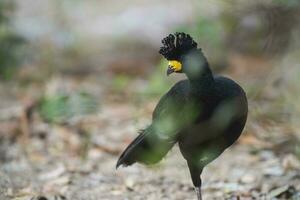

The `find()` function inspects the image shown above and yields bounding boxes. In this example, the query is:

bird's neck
[183,52,215,93]
[187,67,214,93]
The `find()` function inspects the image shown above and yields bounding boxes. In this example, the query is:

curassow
[116,32,248,200]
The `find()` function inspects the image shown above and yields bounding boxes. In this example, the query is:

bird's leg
[187,161,203,200]
[195,185,202,200]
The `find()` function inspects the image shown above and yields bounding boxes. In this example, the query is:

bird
[116,32,248,200]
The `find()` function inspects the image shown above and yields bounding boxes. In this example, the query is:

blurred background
[0,0,300,199]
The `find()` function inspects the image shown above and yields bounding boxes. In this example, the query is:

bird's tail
[116,125,176,168]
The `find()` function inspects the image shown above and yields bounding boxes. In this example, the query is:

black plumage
[116,32,248,200]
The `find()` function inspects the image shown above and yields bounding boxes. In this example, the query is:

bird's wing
[116,80,200,168]
[151,80,200,140]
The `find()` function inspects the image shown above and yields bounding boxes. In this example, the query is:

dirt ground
[0,76,299,200]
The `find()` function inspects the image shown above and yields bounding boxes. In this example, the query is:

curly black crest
[159,32,198,60]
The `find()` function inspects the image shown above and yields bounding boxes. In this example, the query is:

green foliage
[272,0,300,7]
[112,74,131,92]
[195,19,223,50]
[40,95,69,123]
[143,59,173,97]
[0,0,25,80]
[0,0,13,23]
[176,17,224,52]
[39,92,98,123]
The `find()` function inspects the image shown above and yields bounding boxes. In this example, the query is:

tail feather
[116,129,148,168]
[116,125,176,168]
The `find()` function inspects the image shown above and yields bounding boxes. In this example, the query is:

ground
[0,75,299,200]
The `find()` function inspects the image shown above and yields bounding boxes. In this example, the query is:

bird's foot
[195,186,202,200]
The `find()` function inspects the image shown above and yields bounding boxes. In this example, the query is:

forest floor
[0,54,300,200]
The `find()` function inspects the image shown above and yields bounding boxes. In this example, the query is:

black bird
[116,32,248,200]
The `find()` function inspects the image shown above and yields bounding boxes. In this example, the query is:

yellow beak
[167,60,182,76]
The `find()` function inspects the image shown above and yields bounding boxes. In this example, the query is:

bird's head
[159,32,208,77]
